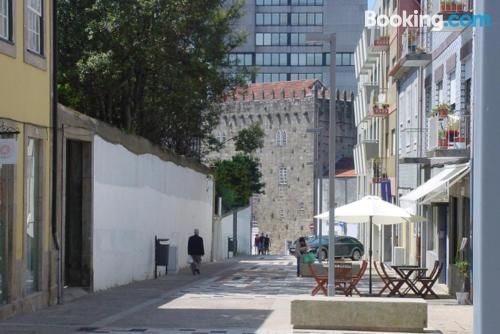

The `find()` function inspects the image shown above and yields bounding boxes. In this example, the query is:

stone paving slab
[0,256,471,334]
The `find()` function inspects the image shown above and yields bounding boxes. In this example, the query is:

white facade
[92,135,214,291]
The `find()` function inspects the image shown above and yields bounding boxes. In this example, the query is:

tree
[212,123,265,213]
[58,0,248,158]
[234,123,265,154]
[213,154,264,213]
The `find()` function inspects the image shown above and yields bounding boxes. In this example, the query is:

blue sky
[368,0,374,10]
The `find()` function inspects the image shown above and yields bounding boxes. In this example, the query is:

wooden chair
[308,262,353,296]
[418,262,444,299]
[374,261,405,296]
[334,262,353,296]
[345,260,368,296]
[308,263,328,296]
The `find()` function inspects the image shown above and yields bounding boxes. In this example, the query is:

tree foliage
[58,0,247,157]
[213,154,264,213]
[212,123,266,212]
[234,123,265,154]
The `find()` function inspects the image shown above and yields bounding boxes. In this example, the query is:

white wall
[213,207,251,261]
[92,135,214,291]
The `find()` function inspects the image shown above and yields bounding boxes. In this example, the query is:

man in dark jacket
[188,229,205,275]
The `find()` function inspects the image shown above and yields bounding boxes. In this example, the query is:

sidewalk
[0,256,472,334]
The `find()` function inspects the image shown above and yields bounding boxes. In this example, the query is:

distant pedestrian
[294,237,308,277]
[188,229,205,275]
[258,233,265,255]
[254,234,260,255]
[264,234,271,255]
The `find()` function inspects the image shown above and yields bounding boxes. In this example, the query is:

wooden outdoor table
[392,266,428,296]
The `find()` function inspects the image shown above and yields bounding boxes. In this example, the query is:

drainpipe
[51,0,62,304]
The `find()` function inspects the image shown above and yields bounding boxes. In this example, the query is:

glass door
[25,138,42,295]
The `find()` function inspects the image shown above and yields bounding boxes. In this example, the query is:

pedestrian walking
[258,233,265,255]
[294,237,308,277]
[188,228,205,275]
[264,234,271,255]
[254,234,260,255]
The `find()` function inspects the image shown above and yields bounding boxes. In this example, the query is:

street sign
[0,139,17,165]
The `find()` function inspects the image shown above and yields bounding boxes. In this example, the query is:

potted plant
[433,104,450,117]
[455,256,470,305]
[438,129,448,148]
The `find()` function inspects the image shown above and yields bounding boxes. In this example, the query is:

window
[255,53,288,66]
[291,0,323,5]
[255,73,287,83]
[278,166,288,185]
[25,138,43,294]
[336,52,355,66]
[449,72,457,105]
[256,33,288,46]
[290,53,324,66]
[290,13,323,26]
[290,73,322,81]
[257,0,288,5]
[256,13,288,26]
[0,0,11,41]
[436,81,444,105]
[291,33,315,46]
[27,0,43,54]
[279,209,285,220]
[276,129,287,146]
[228,53,253,66]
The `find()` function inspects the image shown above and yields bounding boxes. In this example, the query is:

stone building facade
[207,80,355,254]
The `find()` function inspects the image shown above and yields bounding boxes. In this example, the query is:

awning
[400,163,470,205]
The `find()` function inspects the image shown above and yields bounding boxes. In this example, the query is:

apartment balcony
[369,159,384,184]
[354,140,380,177]
[369,28,390,53]
[427,113,471,158]
[438,0,474,19]
[354,83,378,126]
[389,28,432,80]
[355,29,379,79]
[362,139,380,161]
[368,103,390,118]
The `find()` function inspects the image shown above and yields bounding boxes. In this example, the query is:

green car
[308,236,364,261]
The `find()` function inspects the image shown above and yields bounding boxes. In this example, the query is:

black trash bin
[155,236,169,278]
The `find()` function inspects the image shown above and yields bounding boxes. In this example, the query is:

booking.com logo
[365,10,491,31]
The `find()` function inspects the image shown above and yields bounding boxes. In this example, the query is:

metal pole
[317,97,323,260]
[369,216,373,295]
[327,34,337,296]
[473,1,500,332]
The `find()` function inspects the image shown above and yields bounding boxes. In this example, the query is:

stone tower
[207,80,356,254]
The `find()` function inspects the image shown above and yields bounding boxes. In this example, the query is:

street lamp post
[307,33,337,296]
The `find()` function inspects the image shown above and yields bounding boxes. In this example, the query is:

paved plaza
[0,257,472,334]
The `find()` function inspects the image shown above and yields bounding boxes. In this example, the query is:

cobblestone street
[0,257,472,334]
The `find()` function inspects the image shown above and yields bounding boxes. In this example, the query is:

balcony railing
[369,159,384,184]
[369,28,390,52]
[369,104,390,118]
[439,0,474,14]
[428,113,471,153]
[402,27,430,59]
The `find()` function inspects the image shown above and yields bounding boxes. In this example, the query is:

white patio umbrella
[314,195,426,294]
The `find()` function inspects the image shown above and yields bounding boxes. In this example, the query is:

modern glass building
[228,0,366,91]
